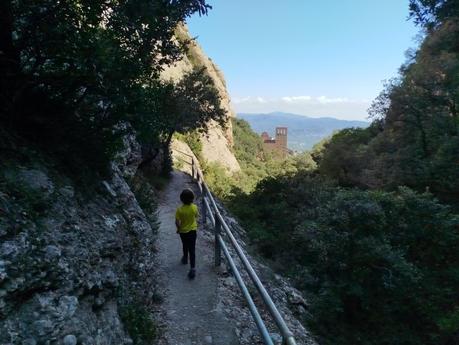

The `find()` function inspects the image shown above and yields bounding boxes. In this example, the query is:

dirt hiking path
[157,171,239,345]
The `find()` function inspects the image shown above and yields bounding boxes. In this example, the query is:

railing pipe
[202,182,219,213]
[203,197,215,227]
[217,214,296,344]
[218,235,274,345]
[191,159,195,179]
[214,216,222,267]
[174,149,194,158]
[201,193,207,225]
[185,156,297,345]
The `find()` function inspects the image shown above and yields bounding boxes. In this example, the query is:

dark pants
[179,231,197,268]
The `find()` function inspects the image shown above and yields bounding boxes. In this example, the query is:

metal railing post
[191,159,195,180]
[201,194,207,225]
[174,149,298,345]
[215,215,222,267]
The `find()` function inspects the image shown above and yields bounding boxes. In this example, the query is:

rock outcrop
[162,24,241,173]
[0,136,160,345]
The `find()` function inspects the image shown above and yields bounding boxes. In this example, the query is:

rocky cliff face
[0,132,160,345]
[162,25,241,173]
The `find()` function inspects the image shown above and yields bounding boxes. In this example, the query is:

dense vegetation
[232,173,459,345]
[0,0,225,176]
[199,118,315,197]
[227,1,459,344]
[314,5,459,203]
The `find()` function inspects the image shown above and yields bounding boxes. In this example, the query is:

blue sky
[187,0,420,120]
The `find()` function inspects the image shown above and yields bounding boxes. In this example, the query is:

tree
[312,125,382,188]
[0,0,212,173]
[136,67,226,170]
[409,0,459,29]
[314,12,459,200]
[232,171,459,345]
[364,18,459,197]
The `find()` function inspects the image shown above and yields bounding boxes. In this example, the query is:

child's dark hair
[180,189,195,205]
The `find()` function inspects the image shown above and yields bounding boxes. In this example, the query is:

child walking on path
[175,188,199,279]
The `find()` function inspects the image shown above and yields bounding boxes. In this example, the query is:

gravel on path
[156,171,239,345]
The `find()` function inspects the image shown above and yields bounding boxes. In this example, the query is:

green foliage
[314,16,459,201]
[200,118,317,201]
[185,132,203,159]
[199,119,316,201]
[202,161,235,199]
[232,118,265,167]
[135,68,227,147]
[0,0,213,174]
[231,118,272,192]
[221,118,315,196]
[409,0,459,29]
[136,67,227,172]
[304,188,459,345]
[120,303,157,345]
[312,124,382,187]
[175,130,203,161]
[233,171,459,345]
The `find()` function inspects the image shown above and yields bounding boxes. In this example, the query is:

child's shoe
[181,256,187,265]
[188,268,196,279]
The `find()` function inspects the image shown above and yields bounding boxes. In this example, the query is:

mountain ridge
[238,111,369,151]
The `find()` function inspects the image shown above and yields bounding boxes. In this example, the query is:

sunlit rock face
[162,24,241,173]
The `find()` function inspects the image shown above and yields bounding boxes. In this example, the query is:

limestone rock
[63,334,77,345]
[114,128,142,178]
[0,157,157,345]
[162,25,241,173]
[18,169,55,196]
[200,121,241,173]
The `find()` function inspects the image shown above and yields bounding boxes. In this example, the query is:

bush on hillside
[232,171,459,345]
[199,118,317,202]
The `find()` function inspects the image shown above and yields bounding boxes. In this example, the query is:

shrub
[120,303,157,345]
[232,171,459,345]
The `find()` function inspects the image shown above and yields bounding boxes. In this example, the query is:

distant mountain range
[237,112,369,151]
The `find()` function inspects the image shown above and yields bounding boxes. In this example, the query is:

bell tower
[275,127,288,154]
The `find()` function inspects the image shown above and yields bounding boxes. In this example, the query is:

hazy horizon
[187,0,419,121]
[237,110,371,122]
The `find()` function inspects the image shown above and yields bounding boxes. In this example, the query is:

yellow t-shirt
[175,203,199,233]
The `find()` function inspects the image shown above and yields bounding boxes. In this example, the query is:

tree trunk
[138,131,175,172]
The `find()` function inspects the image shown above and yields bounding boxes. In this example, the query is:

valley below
[238,112,368,151]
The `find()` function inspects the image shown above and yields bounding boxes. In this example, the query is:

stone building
[261,127,289,158]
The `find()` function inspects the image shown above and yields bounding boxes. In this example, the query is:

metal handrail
[178,151,297,345]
